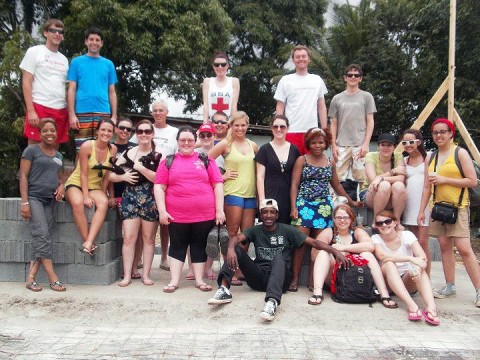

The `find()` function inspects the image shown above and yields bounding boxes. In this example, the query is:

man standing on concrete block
[67,27,118,151]
[274,45,328,155]
[329,64,376,200]
[208,199,350,321]
[20,19,69,147]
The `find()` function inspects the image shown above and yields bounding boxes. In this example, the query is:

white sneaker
[260,298,277,321]
[433,284,456,299]
[207,286,232,305]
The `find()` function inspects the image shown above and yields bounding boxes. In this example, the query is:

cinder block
[83,241,118,266]
[0,241,25,262]
[107,220,122,241]
[27,264,69,284]
[0,220,31,241]
[0,262,26,281]
[2,198,23,221]
[67,257,122,285]
[105,208,118,222]
[54,201,95,223]
[429,237,441,261]
[57,223,84,243]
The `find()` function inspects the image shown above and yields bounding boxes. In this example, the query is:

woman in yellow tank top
[209,111,258,285]
[65,119,117,256]
[418,118,480,308]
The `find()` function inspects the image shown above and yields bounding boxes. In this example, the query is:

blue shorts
[224,195,257,209]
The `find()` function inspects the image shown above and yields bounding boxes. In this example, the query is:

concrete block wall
[0,198,122,285]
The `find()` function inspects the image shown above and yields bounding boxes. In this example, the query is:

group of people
[19,20,480,323]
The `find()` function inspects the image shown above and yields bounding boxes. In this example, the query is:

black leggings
[168,220,215,263]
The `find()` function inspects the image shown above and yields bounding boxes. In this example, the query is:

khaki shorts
[429,206,470,238]
[336,146,366,182]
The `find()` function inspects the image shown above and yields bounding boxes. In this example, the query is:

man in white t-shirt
[274,45,328,154]
[329,64,376,199]
[20,19,69,146]
[131,100,178,271]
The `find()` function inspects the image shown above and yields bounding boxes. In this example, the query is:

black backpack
[165,152,209,170]
[332,264,377,304]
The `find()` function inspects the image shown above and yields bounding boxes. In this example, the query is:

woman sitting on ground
[20,119,66,292]
[359,133,406,228]
[65,119,117,255]
[372,210,440,326]
[308,204,396,308]
[109,119,161,287]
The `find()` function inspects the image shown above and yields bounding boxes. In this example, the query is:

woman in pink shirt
[154,126,225,293]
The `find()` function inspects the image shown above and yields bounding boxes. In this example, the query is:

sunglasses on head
[213,62,228,68]
[117,125,132,133]
[272,124,287,130]
[212,120,228,125]
[346,73,362,78]
[47,28,64,35]
[199,132,213,139]
[375,218,393,227]
[136,128,153,135]
[401,140,420,146]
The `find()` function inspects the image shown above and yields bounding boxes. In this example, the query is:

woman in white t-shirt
[372,210,440,326]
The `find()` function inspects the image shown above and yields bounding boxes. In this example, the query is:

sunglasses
[213,62,228,68]
[375,218,394,227]
[199,132,213,139]
[47,28,64,35]
[117,125,132,133]
[334,216,351,221]
[432,129,451,136]
[272,124,287,130]
[136,128,153,135]
[401,140,420,146]
[212,120,228,125]
[178,138,195,144]
[346,73,362,78]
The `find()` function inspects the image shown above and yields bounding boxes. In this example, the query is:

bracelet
[21,202,29,206]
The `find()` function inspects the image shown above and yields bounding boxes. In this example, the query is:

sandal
[308,294,324,305]
[131,273,142,280]
[381,297,398,309]
[195,284,213,292]
[422,309,440,326]
[288,282,299,292]
[185,274,195,281]
[231,278,243,286]
[142,278,154,286]
[204,273,217,281]
[79,245,94,258]
[50,280,66,292]
[163,284,178,293]
[407,308,422,321]
[26,282,42,292]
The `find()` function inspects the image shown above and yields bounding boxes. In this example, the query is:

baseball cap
[259,199,279,212]
[377,133,396,145]
[198,124,215,134]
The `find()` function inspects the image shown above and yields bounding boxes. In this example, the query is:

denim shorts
[224,195,257,209]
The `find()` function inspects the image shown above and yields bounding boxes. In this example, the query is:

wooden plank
[453,110,480,163]
[448,0,456,121]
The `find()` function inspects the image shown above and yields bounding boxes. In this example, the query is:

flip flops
[288,283,299,292]
[407,308,423,321]
[422,309,441,326]
[196,284,213,292]
[26,282,42,292]
[163,284,178,293]
[49,280,66,292]
[308,294,324,305]
[381,297,398,309]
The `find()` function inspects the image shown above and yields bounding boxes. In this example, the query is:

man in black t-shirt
[208,199,350,321]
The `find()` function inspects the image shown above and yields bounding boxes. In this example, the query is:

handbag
[430,151,463,224]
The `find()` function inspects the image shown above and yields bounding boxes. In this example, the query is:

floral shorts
[291,196,334,229]
[120,182,158,222]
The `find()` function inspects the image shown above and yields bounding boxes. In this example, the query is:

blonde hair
[226,111,249,144]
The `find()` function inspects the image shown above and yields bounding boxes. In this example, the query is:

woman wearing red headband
[418,118,480,307]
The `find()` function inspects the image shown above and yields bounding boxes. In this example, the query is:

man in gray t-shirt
[329,64,376,198]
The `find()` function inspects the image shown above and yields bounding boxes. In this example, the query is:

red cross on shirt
[211,97,229,112]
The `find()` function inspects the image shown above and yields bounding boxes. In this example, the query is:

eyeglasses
[401,140,420,146]
[432,129,451,136]
[346,73,362,78]
[212,120,228,125]
[136,128,153,135]
[272,125,287,130]
[375,218,394,227]
[213,62,228,68]
[117,126,132,133]
[334,216,351,221]
[47,28,64,35]
[178,138,195,144]
[199,133,213,139]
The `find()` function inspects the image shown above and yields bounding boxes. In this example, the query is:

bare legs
[310,249,334,298]
[65,188,108,251]
[366,181,406,227]
[26,258,64,290]
[159,224,170,270]
[290,227,320,291]
[409,225,431,275]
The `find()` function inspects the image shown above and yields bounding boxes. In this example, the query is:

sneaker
[218,225,230,256]
[206,226,220,259]
[475,289,480,308]
[260,298,277,321]
[433,284,456,299]
[207,286,232,305]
